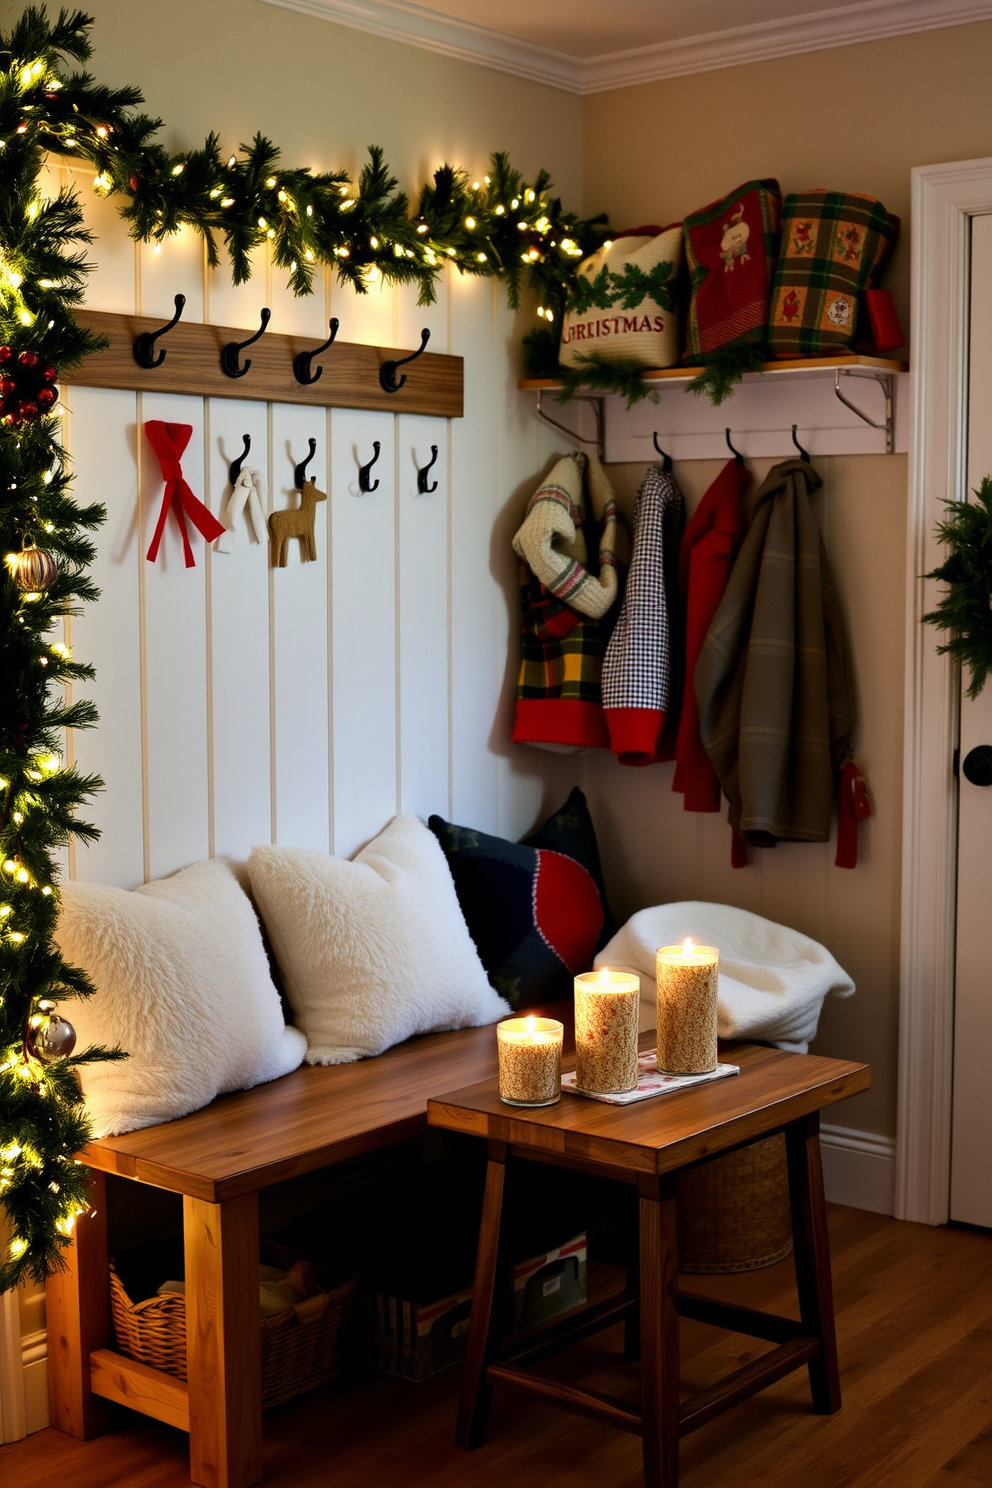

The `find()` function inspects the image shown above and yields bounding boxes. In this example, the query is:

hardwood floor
[4,1205,992,1488]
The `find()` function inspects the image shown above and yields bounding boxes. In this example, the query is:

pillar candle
[496,1017,563,1106]
[655,940,719,1074]
[574,969,641,1094]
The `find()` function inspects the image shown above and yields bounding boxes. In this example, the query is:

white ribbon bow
[215,466,267,552]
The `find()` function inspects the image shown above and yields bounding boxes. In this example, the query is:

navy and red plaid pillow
[429,789,616,1009]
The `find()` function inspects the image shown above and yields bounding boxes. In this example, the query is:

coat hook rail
[834,369,894,454]
[221,307,272,379]
[534,388,604,460]
[133,293,185,369]
[358,440,381,493]
[294,318,339,386]
[417,445,439,494]
[294,437,317,490]
[228,433,251,484]
[380,328,430,394]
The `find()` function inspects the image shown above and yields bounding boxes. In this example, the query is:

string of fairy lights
[0,6,609,1290]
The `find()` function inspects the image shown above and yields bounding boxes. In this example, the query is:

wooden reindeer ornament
[269,440,327,566]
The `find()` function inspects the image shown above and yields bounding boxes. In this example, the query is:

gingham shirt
[601,465,684,723]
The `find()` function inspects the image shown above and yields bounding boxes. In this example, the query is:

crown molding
[583,0,992,92]
[256,0,584,92]
[257,0,992,94]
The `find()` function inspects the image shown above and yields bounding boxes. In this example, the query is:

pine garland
[0,5,615,1291]
[685,343,768,406]
[922,476,992,699]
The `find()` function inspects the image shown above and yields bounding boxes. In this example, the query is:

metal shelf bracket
[834,369,894,454]
[534,388,604,459]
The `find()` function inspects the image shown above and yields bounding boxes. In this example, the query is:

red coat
[672,459,751,811]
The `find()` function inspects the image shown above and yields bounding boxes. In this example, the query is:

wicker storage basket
[677,1133,793,1274]
[110,1254,356,1410]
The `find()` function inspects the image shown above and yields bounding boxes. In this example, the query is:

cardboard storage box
[366,1231,587,1381]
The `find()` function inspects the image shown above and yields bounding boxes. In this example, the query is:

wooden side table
[427,1040,870,1488]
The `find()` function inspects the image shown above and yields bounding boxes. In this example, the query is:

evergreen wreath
[922,476,992,699]
[0,4,617,1291]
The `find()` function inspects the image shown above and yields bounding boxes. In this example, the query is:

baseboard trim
[821,1122,896,1215]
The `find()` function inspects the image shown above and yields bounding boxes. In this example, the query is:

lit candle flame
[597,966,611,984]
[525,1015,537,1034]
[683,937,693,956]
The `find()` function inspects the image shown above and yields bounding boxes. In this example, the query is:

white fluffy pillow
[55,860,307,1137]
[248,815,511,1064]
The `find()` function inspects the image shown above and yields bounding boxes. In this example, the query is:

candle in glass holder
[574,969,641,1094]
[497,1017,563,1106]
[655,940,719,1074]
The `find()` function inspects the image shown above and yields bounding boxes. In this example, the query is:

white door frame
[897,156,992,1225]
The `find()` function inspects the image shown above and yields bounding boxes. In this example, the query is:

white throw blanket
[594,900,854,1053]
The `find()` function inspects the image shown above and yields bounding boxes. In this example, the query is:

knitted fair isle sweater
[601,465,685,766]
[512,452,628,751]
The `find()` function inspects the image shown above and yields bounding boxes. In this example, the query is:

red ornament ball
[36,386,56,409]
[42,365,57,382]
[129,174,139,191]
[0,376,15,397]
[8,545,58,592]
[16,400,38,423]
[0,345,10,365]
[18,350,39,370]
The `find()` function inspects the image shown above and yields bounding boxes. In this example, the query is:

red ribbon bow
[144,421,225,567]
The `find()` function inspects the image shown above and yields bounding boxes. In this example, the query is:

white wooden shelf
[520,354,909,460]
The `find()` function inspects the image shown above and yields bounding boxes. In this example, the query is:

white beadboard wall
[61,168,569,889]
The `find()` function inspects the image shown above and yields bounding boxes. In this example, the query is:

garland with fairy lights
[923,476,992,699]
[0,5,613,1291]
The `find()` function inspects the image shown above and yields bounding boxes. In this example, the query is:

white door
[950,212,992,1226]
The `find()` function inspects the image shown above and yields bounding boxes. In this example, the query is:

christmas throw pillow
[559,224,683,371]
[683,180,782,366]
[428,788,616,1009]
[54,860,307,1137]
[247,816,509,1065]
[768,190,900,358]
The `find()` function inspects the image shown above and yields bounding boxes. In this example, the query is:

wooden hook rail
[64,309,463,418]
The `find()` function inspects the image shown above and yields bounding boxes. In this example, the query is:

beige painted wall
[582,21,992,1140]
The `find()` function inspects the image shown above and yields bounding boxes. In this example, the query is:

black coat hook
[652,432,673,473]
[293,318,339,386]
[294,437,317,490]
[791,424,811,463]
[725,428,745,464]
[417,445,439,494]
[358,440,381,493]
[133,293,186,369]
[229,434,251,485]
[221,308,271,379]
[379,328,430,394]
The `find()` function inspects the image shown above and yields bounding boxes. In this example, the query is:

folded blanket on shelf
[595,899,854,1053]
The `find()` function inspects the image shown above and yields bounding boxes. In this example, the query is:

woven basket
[677,1133,793,1274]
[110,1255,356,1410]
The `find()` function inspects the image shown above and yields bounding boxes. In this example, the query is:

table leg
[46,1170,113,1439]
[624,1186,641,1362]
[785,1113,842,1414]
[456,1140,507,1451]
[638,1172,680,1488]
[184,1193,262,1488]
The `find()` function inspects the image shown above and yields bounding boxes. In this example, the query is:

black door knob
[962,745,992,786]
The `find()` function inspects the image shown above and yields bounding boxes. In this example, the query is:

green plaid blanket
[768,190,899,357]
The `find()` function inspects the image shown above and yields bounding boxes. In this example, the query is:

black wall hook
[293,318,339,386]
[294,437,317,490]
[791,424,811,463]
[358,441,381,493]
[652,432,673,473]
[228,434,251,484]
[133,293,186,369]
[417,445,439,494]
[725,428,745,464]
[379,328,430,394]
[221,308,271,379]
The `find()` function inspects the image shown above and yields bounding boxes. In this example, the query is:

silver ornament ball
[30,1012,77,1063]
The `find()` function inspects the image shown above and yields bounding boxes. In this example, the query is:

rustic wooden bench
[46,1017,506,1488]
